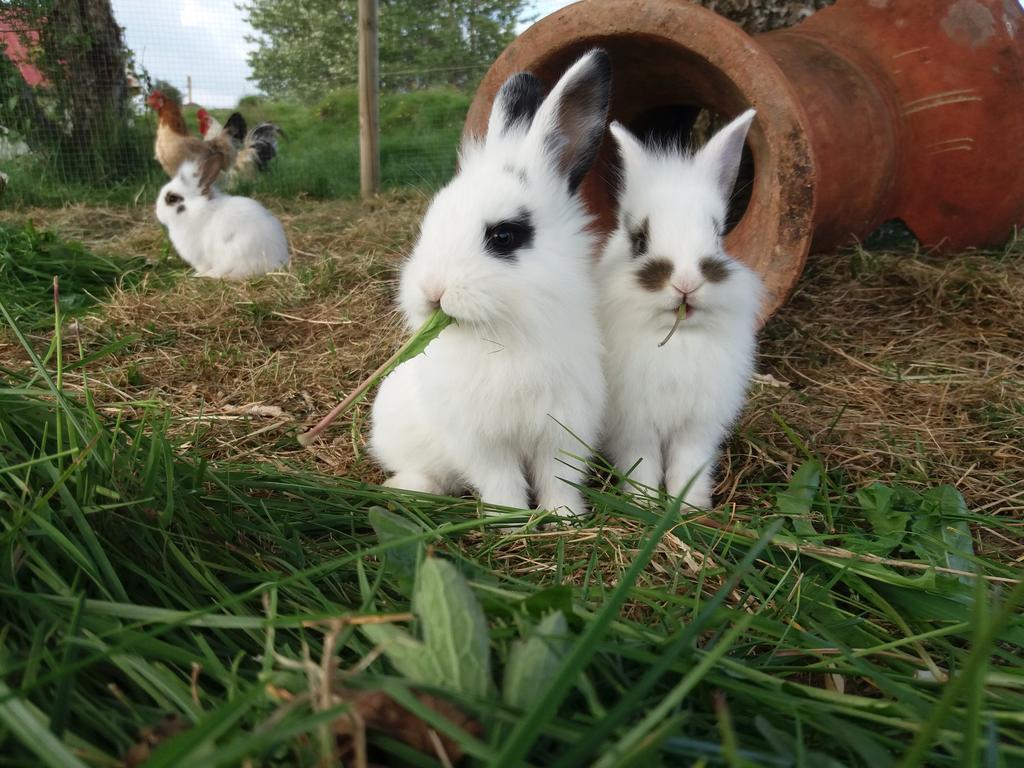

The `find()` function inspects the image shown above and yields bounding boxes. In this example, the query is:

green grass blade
[553,519,784,767]
[491,501,685,768]
[897,579,1024,768]
[594,614,754,768]
[0,681,90,768]
[141,683,264,768]
[48,592,86,739]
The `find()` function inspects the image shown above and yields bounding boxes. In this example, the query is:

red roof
[1,15,47,87]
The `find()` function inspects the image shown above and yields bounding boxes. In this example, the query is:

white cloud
[112,0,258,107]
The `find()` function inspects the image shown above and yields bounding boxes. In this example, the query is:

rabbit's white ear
[694,108,756,201]
[609,121,645,174]
[529,49,612,193]
[487,72,545,142]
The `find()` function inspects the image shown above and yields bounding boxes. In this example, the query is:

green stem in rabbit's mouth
[658,300,687,347]
[298,308,455,446]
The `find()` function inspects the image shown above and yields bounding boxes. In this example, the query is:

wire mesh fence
[0,1,840,209]
[0,1,510,208]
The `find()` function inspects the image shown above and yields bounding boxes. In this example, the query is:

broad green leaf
[360,623,446,688]
[911,486,975,584]
[413,556,492,699]
[503,611,570,709]
[776,460,820,535]
[808,552,939,590]
[518,585,574,617]
[857,482,910,552]
[368,506,426,589]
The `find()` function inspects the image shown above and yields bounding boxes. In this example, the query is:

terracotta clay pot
[465,0,1024,316]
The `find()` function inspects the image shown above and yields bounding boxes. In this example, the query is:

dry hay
[459,514,736,620]
[1,191,422,479]
[1,197,1021,564]
[739,241,1024,558]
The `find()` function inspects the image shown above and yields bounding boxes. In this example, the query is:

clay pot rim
[465,0,820,317]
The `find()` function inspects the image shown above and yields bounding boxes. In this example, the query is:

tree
[41,0,132,148]
[697,0,834,33]
[242,0,531,98]
[0,0,146,182]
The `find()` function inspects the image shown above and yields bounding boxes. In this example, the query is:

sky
[112,0,258,107]
[111,0,575,108]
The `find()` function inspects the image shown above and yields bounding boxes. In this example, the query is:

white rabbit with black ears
[370,50,612,520]
[155,150,289,280]
[598,109,763,508]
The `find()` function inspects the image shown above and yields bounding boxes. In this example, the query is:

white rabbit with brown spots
[598,110,763,508]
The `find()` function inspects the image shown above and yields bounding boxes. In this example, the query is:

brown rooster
[146,90,234,180]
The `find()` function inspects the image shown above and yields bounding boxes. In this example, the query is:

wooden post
[358,0,380,198]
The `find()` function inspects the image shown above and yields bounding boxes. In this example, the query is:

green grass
[2,88,472,208]
[1,298,1022,767]
[0,222,163,330]
[230,89,471,200]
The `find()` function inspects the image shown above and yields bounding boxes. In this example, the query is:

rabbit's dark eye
[491,226,517,248]
[629,216,649,259]
[164,191,183,206]
[484,211,534,260]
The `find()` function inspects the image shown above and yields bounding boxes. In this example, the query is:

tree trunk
[40,0,130,151]
[697,0,835,33]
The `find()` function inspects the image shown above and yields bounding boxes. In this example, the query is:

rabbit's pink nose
[423,282,444,305]
[671,270,705,295]
[671,281,698,297]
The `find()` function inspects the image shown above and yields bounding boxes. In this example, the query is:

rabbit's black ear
[530,49,612,194]
[196,147,227,198]
[487,72,546,140]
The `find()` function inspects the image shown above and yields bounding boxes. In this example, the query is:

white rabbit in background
[155,151,289,280]
[370,50,613,520]
[598,109,763,508]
